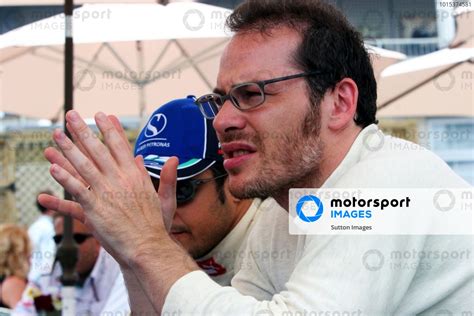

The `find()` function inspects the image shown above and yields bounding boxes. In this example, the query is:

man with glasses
[13,215,130,315]
[133,96,267,285]
[38,0,472,315]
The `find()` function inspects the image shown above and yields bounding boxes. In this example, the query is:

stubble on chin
[229,106,323,200]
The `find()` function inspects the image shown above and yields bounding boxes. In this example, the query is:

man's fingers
[52,129,102,187]
[158,157,178,231]
[44,147,87,186]
[94,112,136,168]
[65,111,117,176]
[48,163,94,217]
[38,193,86,223]
[67,123,95,162]
[134,155,151,180]
[108,115,132,152]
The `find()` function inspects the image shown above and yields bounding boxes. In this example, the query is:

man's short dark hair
[209,162,227,204]
[226,0,378,127]
[36,190,54,214]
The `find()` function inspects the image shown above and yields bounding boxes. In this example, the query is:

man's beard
[223,106,323,200]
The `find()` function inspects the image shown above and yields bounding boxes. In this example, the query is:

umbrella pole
[137,40,147,127]
[57,0,78,314]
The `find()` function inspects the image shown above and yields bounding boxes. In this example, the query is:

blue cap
[134,96,223,181]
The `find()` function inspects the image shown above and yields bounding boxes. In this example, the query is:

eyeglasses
[53,233,93,245]
[151,173,228,205]
[195,71,322,119]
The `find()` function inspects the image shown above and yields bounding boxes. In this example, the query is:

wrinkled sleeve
[161,235,463,315]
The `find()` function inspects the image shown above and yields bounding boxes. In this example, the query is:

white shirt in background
[14,248,130,316]
[27,215,56,283]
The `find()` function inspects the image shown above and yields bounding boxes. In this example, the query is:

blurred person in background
[14,215,129,315]
[0,224,31,309]
[27,190,56,283]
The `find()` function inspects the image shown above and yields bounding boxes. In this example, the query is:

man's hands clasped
[38,110,178,267]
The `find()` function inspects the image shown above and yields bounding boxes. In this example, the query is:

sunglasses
[53,233,93,245]
[151,173,227,204]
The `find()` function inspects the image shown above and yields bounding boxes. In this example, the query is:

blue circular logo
[296,195,324,222]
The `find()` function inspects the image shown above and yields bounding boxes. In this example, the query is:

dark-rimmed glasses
[151,173,228,205]
[195,71,322,119]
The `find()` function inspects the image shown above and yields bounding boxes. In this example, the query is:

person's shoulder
[249,198,286,233]
[1,276,27,303]
[28,215,54,232]
[343,132,470,188]
[247,198,299,250]
[27,217,41,233]
[2,276,26,289]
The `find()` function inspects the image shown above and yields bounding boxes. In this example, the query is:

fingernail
[54,129,65,141]
[51,164,59,175]
[68,110,79,122]
[96,112,106,122]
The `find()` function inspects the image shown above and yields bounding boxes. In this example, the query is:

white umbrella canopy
[377,45,474,118]
[0,39,225,120]
[0,2,408,120]
[0,43,405,121]
[0,2,231,47]
[0,2,231,120]
[376,6,473,118]
[366,45,407,81]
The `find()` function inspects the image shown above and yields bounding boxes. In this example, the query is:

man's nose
[213,99,247,136]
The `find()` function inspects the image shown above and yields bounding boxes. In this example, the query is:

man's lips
[221,142,257,169]
[221,142,257,159]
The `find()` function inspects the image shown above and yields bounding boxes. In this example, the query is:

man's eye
[242,90,261,97]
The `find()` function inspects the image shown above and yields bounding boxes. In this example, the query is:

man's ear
[326,78,358,131]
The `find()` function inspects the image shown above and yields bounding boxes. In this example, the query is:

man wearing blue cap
[37,96,273,313]
[133,96,269,285]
